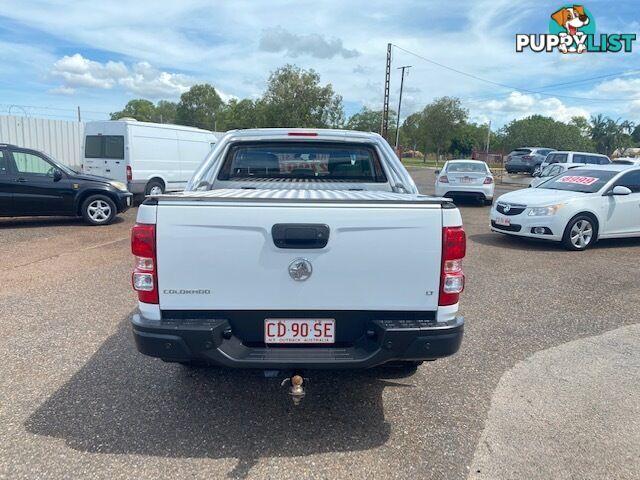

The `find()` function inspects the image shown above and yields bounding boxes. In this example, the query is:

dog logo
[516,5,636,54]
[550,5,591,53]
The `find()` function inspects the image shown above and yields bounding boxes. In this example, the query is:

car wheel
[484,198,493,206]
[145,180,164,196]
[562,215,596,251]
[81,195,117,226]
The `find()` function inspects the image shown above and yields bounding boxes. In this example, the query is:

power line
[391,44,636,103]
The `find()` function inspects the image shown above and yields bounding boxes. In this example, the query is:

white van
[539,151,610,170]
[82,120,220,195]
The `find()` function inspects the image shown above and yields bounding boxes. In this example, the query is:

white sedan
[435,160,494,205]
[490,165,640,250]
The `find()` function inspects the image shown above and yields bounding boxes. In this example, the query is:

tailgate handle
[272,224,330,249]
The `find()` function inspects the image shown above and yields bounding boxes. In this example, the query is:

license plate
[460,177,472,184]
[495,216,511,226]
[264,319,335,344]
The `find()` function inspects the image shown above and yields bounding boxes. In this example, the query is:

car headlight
[109,181,128,192]
[528,204,565,216]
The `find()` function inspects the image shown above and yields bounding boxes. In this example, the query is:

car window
[616,170,640,193]
[573,154,589,164]
[549,165,562,176]
[0,150,8,175]
[539,169,618,193]
[509,149,531,156]
[12,151,53,176]
[218,142,387,183]
[85,135,125,159]
[446,162,487,173]
[546,153,568,164]
[595,156,610,165]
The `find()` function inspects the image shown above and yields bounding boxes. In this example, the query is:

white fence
[0,115,84,169]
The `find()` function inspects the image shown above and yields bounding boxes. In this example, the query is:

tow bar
[281,373,306,405]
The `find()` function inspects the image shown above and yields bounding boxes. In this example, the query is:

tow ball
[281,373,306,405]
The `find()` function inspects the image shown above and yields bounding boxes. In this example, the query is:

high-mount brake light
[287,132,319,136]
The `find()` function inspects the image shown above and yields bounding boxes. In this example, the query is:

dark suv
[505,147,555,175]
[0,144,132,225]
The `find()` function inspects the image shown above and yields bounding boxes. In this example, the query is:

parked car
[529,163,585,188]
[130,129,466,401]
[612,158,640,166]
[434,160,494,205]
[505,147,556,175]
[0,144,132,225]
[490,165,640,250]
[82,119,220,195]
[539,151,610,170]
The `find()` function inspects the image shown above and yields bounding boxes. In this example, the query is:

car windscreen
[446,162,487,173]
[537,169,617,193]
[217,142,387,182]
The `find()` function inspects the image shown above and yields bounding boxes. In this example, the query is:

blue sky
[0,0,638,127]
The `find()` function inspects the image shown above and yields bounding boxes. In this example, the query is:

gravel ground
[1,169,638,479]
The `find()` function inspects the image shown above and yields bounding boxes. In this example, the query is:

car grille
[491,220,522,232]
[496,203,526,216]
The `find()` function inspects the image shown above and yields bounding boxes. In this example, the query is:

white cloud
[50,54,192,97]
[472,92,591,124]
[259,27,360,59]
[48,86,76,95]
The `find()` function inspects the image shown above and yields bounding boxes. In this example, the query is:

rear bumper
[131,312,464,369]
[435,183,494,200]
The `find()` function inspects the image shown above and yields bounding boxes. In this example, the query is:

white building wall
[0,115,84,169]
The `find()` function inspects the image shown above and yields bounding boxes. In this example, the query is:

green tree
[449,123,488,157]
[420,97,468,157]
[632,125,640,145]
[346,107,396,133]
[110,99,156,121]
[176,84,224,130]
[219,98,262,130]
[501,115,594,152]
[153,100,178,124]
[260,64,345,128]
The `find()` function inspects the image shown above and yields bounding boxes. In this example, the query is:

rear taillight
[131,223,158,304]
[483,177,493,184]
[522,155,533,162]
[126,165,132,182]
[439,226,466,306]
[439,175,449,183]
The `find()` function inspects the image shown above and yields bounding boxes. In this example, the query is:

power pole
[395,65,411,149]
[382,43,392,140]
[485,119,491,160]
[77,106,81,122]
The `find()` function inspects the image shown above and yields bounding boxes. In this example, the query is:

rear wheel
[81,195,117,225]
[145,179,165,196]
[562,215,596,251]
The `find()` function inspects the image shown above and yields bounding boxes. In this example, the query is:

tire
[81,194,117,226]
[562,215,597,251]
[145,179,165,196]
[484,198,493,206]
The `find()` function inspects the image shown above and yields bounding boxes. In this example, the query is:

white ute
[129,129,466,400]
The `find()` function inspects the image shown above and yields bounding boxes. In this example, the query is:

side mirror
[434,169,441,175]
[53,169,63,182]
[611,185,632,196]
[532,171,540,177]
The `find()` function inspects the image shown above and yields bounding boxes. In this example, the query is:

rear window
[85,135,124,159]
[510,149,531,156]
[546,153,568,164]
[538,169,617,193]
[218,142,387,182]
[446,162,487,173]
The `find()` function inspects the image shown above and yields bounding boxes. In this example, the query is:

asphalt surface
[1,169,639,479]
